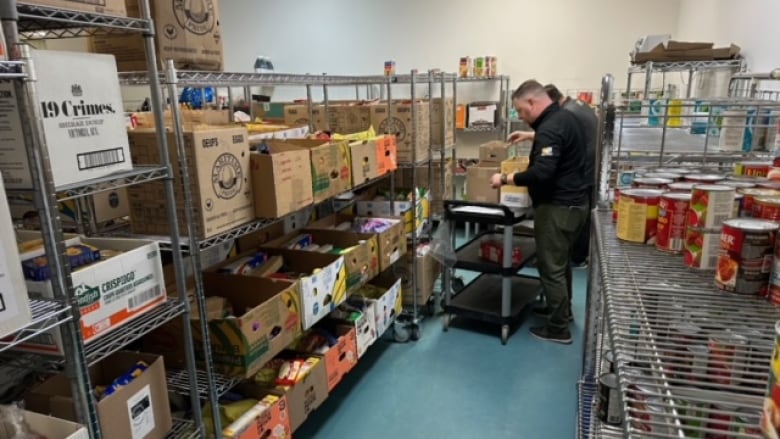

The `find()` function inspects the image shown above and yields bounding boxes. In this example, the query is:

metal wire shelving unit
[628,58,746,100]
[0,1,203,438]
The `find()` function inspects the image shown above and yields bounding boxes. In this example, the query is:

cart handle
[443,200,528,225]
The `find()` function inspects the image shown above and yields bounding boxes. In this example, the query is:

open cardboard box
[329,302,377,359]
[249,140,314,219]
[351,271,403,337]
[11,411,88,439]
[290,323,358,392]
[355,188,429,237]
[221,383,292,439]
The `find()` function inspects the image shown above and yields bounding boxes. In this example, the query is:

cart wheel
[443,314,451,331]
[394,321,410,343]
[501,325,509,345]
[452,277,465,293]
[410,324,422,341]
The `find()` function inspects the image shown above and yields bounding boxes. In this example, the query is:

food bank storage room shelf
[167,368,241,399]
[166,418,196,439]
[0,299,71,353]
[54,165,169,201]
[593,210,780,438]
[17,2,152,38]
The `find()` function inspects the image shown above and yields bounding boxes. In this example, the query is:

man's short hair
[512,80,546,100]
[544,84,563,102]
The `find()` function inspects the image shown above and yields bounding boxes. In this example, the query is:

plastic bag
[0,403,45,439]
[430,222,457,268]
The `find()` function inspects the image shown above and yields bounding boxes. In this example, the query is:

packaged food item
[97,361,148,399]
[21,243,102,281]
[715,219,778,296]
[281,234,313,250]
[656,192,691,253]
[384,60,395,76]
[479,240,522,265]
[688,185,735,229]
[473,57,485,77]
[459,57,471,78]
[217,252,268,275]
[616,189,664,244]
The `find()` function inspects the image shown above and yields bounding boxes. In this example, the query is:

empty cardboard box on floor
[127,126,254,239]
[25,351,172,439]
[466,165,500,203]
[249,141,314,218]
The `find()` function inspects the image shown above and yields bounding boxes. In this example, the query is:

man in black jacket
[491,80,589,344]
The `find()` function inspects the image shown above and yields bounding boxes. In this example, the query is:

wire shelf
[166,418,199,439]
[167,368,241,399]
[0,61,26,80]
[628,59,745,73]
[455,75,508,83]
[84,299,187,366]
[458,125,499,133]
[17,2,152,39]
[595,210,778,438]
[120,71,457,87]
[0,299,72,354]
[55,166,169,201]
[398,158,433,169]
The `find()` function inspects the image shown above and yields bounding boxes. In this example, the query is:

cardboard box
[0,50,131,190]
[466,165,500,203]
[257,248,348,330]
[17,411,88,439]
[127,126,254,240]
[222,386,292,439]
[89,0,223,71]
[132,109,232,129]
[349,139,380,185]
[307,214,406,272]
[249,142,313,219]
[400,245,439,306]
[267,139,351,203]
[468,102,498,127]
[17,236,166,354]
[393,161,454,216]
[292,324,358,392]
[327,103,372,134]
[235,222,286,252]
[25,351,172,439]
[22,0,126,16]
[500,157,531,208]
[247,125,310,141]
[331,306,376,359]
[371,101,430,164]
[354,274,403,337]
[0,178,32,339]
[59,187,130,225]
[284,104,325,130]
[374,135,398,176]
[479,141,516,163]
[266,229,377,291]
[431,98,455,147]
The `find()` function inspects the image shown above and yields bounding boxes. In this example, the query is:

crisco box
[500,157,531,208]
[89,0,223,71]
[353,272,403,337]
[249,141,314,219]
[349,139,381,185]
[258,354,329,432]
[291,324,358,392]
[16,235,166,355]
[329,305,376,359]
[307,213,406,271]
[266,138,351,203]
[265,228,377,291]
[0,177,32,339]
[17,411,88,439]
[374,135,398,176]
[255,248,348,330]
[21,0,126,16]
[222,385,292,439]
[196,271,302,378]
[25,351,172,439]
[127,126,254,240]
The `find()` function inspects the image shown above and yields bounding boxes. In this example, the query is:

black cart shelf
[442,201,541,344]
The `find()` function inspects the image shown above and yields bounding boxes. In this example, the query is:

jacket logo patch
[541,146,553,157]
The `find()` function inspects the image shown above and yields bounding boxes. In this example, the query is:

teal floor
[296,262,587,439]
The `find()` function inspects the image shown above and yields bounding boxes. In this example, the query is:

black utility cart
[441,201,541,344]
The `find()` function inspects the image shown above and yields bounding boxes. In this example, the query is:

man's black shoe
[532,306,574,322]
[530,326,573,344]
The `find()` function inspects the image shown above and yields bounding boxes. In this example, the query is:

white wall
[220,0,681,99]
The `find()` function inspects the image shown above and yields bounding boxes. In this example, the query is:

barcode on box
[712,214,730,226]
[77,147,126,170]
[127,285,161,310]
[3,177,22,185]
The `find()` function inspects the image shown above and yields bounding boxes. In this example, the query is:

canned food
[685,173,726,184]
[708,402,741,439]
[473,57,485,77]
[643,172,683,181]
[735,161,772,177]
[617,189,664,244]
[769,284,780,305]
[484,55,493,77]
[656,193,691,253]
[688,185,735,229]
[684,228,722,270]
[668,181,696,192]
[459,57,471,78]
[655,167,690,174]
[384,60,396,76]
[597,373,623,426]
[720,180,757,190]
[716,219,778,295]
[759,181,780,190]
[632,177,673,189]
[741,188,780,217]
[708,332,748,385]
[673,387,709,438]
[728,175,764,183]
[627,381,657,432]
[754,196,780,222]
[488,56,497,77]
[734,194,744,217]
[761,322,780,438]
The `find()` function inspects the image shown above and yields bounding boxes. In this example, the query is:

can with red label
[632,177,673,190]
[685,173,726,184]
[753,196,780,221]
[668,182,696,192]
[741,188,780,217]
[708,332,748,386]
[715,219,778,295]
[684,227,722,270]
[735,161,772,177]
[657,192,691,253]
[688,185,736,229]
[617,189,664,244]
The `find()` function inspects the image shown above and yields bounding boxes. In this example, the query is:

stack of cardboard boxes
[466,141,531,208]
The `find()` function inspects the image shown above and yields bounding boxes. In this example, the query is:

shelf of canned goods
[590,208,779,437]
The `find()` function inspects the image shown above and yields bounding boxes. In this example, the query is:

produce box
[431,97,455,147]
[283,104,326,130]
[329,304,376,359]
[327,103,372,134]
[89,0,223,71]
[355,189,429,237]
[307,213,406,271]
[16,234,166,354]
[21,0,126,16]
[351,273,403,337]
[371,101,430,164]
[249,140,314,219]
[0,177,31,339]
[16,411,88,439]
[25,351,172,439]
[265,138,351,203]
[290,324,358,392]
[247,125,309,141]
[349,139,381,185]
[221,386,292,439]
[374,135,398,176]
[127,126,254,240]
[0,50,131,190]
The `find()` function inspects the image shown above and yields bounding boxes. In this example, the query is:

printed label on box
[127,384,155,439]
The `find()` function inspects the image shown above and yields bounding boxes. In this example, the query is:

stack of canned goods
[684,184,735,270]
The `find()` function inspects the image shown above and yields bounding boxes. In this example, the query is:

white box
[0,177,32,338]
[15,411,88,439]
[467,103,497,127]
[0,50,131,190]
[297,255,347,330]
[365,278,402,337]
[16,236,166,354]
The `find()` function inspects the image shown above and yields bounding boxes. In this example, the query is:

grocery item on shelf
[384,60,395,77]
[458,57,471,78]
[741,189,780,218]
[616,188,664,244]
[0,177,32,339]
[688,184,735,229]
[479,239,523,265]
[760,180,780,190]
[473,57,485,77]
[642,171,683,181]
[95,360,148,400]
[203,399,258,439]
[249,140,314,219]
[356,187,429,237]
[754,196,780,222]
[596,373,623,426]
[371,101,430,163]
[349,274,403,338]
[292,324,358,391]
[467,102,498,128]
[127,126,253,240]
[684,227,721,270]
[667,181,696,192]
[761,322,780,438]
[21,243,102,281]
[479,141,517,164]
[655,192,691,254]
[715,219,778,296]
[349,139,382,185]
[684,173,726,184]
[735,161,772,178]
[0,50,132,190]
[89,0,224,71]
[25,352,172,439]
[631,177,673,189]
[216,252,268,275]
[221,390,291,439]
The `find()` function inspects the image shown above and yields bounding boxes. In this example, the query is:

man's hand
[507,131,534,144]
[490,173,504,189]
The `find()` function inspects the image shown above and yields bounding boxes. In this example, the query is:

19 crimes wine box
[0,50,132,190]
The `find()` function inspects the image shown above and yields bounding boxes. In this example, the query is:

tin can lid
[753,196,780,206]
[662,192,692,201]
[634,177,673,185]
[692,184,735,192]
[599,373,618,388]
[644,173,681,180]
[757,181,780,190]
[740,188,780,196]
[686,174,725,182]
[738,161,772,166]
[723,218,780,231]
[621,189,665,198]
[655,167,689,174]
[720,181,756,189]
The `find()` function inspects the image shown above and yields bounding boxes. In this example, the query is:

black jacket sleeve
[512,129,561,187]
